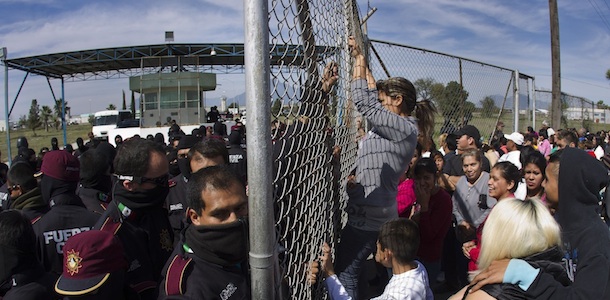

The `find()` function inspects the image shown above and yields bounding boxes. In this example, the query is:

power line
[587,0,610,34]
[537,74,610,90]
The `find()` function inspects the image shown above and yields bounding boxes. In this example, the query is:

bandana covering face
[185,218,249,267]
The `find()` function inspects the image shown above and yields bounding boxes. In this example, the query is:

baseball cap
[505,132,524,146]
[40,150,80,182]
[55,230,127,296]
[455,125,481,146]
[177,135,201,150]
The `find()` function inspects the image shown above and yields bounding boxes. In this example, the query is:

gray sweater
[345,79,418,231]
[451,171,497,228]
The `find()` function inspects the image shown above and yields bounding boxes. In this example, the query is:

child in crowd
[315,218,433,300]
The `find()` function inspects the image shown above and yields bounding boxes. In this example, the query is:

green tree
[107,104,117,110]
[597,100,609,109]
[606,69,610,80]
[271,98,282,115]
[438,81,469,127]
[27,99,42,136]
[88,115,95,125]
[480,96,498,118]
[18,115,27,128]
[228,102,239,109]
[41,105,53,132]
[53,99,69,130]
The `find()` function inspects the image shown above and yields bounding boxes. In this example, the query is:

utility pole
[549,0,562,128]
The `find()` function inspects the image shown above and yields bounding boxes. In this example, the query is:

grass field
[0,124,92,162]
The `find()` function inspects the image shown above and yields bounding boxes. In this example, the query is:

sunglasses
[114,174,169,187]
[7,185,20,193]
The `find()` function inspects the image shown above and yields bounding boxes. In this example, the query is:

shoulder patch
[168,179,177,188]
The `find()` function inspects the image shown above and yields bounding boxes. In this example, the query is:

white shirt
[497,150,522,170]
[325,261,433,300]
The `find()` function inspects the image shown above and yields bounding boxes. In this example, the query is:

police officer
[5,162,48,222]
[227,131,247,184]
[158,166,249,299]
[0,210,55,299]
[76,149,113,214]
[93,138,173,300]
[32,150,99,277]
[165,135,201,244]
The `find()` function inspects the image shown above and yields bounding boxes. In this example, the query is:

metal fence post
[2,47,10,164]
[514,70,520,132]
[244,0,276,299]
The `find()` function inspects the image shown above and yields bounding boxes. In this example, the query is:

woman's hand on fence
[320,242,335,277]
[321,61,339,93]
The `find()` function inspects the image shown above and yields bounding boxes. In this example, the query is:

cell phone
[478,194,489,210]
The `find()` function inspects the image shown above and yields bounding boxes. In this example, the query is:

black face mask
[113,182,169,209]
[185,218,248,267]
[177,158,191,180]
[168,162,180,178]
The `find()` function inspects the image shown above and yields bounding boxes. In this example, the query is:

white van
[92,110,133,138]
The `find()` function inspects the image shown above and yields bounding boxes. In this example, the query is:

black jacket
[76,184,110,214]
[0,263,56,300]
[481,247,570,299]
[32,194,98,276]
[157,226,249,300]
[525,148,610,299]
[95,198,174,285]
[227,145,247,184]
[165,175,188,245]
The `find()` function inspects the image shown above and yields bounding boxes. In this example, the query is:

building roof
[3,43,330,81]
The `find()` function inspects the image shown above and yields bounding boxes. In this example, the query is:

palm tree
[53,99,70,130]
[41,105,53,132]
[107,104,117,110]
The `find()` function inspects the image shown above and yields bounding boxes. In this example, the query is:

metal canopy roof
[3,43,329,81]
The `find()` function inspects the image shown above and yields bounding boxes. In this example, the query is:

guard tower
[129,57,217,127]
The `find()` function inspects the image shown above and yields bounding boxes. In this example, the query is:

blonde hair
[438,133,448,147]
[477,199,561,270]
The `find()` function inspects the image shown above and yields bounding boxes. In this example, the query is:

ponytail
[415,99,436,141]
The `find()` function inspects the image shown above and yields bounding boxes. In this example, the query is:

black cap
[177,135,200,150]
[455,125,481,147]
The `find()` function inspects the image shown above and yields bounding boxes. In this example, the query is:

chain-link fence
[264,1,539,299]
[535,89,604,131]
[368,39,537,142]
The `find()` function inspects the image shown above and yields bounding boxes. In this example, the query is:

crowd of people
[2,40,610,300]
[308,36,610,300]
[0,121,249,299]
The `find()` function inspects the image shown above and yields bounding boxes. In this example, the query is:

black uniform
[228,145,247,184]
[32,194,98,276]
[94,195,174,289]
[166,175,187,245]
[95,202,160,300]
[0,262,55,300]
[157,226,250,300]
[76,184,111,214]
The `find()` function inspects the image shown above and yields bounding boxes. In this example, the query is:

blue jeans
[334,225,379,300]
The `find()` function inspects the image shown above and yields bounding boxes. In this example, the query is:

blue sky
[0,0,609,118]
